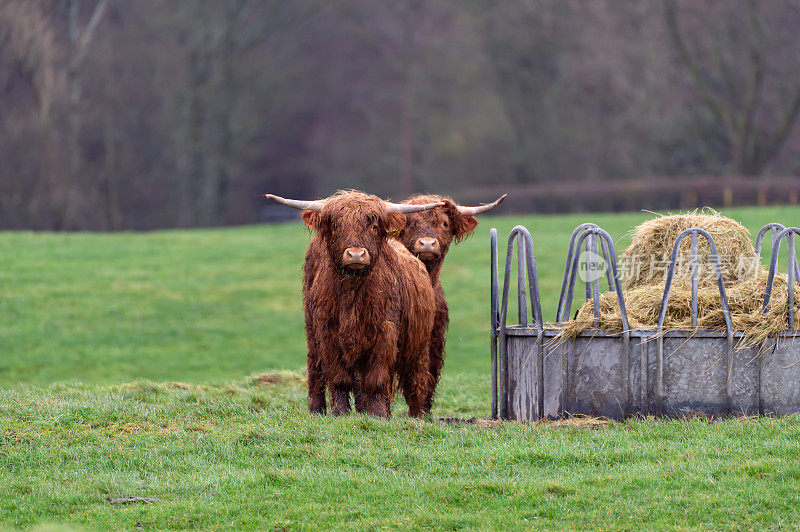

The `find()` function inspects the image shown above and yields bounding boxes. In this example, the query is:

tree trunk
[195,2,241,226]
[63,0,81,230]
[63,0,109,229]
[176,31,209,228]
[102,111,121,230]
[399,1,417,198]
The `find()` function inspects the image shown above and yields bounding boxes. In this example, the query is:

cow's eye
[442,220,449,229]
[372,223,379,232]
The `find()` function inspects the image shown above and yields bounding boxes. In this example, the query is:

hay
[558,211,798,348]
[561,270,798,347]
[540,416,609,429]
[620,209,757,289]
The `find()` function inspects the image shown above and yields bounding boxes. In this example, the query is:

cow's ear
[450,212,479,242]
[302,210,323,233]
[386,212,406,236]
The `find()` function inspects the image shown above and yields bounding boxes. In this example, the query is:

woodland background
[1,0,799,230]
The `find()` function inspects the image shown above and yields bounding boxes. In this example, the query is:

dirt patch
[540,416,610,429]
[679,409,712,422]
[107,496,162,505]
[437,416,609,429]
[254,373,283,386]
[438,416,478,424]
[247,371,306,388]
[437,417,503,429]
[676,411,764,423]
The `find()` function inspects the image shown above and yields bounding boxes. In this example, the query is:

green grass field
[2,205,800,529]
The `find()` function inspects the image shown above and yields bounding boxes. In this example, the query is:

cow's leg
[330,362,354,416]
[401,341,433,419]
[316,334,352,416]
[307,351,326,414]
[360,329,398,419]
[328,362,353,416]
[330,384,352,416]
[359,371,391,418]
[353,382,368,413]
[386,377,397,413]
[359,389,388,418]
[424,297,448,414]
[305,304,326,414]
[354,379,394,414]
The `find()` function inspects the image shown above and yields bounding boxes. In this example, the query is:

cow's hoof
[308,399,327,415]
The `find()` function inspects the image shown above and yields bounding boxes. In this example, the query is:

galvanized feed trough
[490,223,800,421]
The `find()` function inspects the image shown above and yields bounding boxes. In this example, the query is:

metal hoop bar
[504,226,543,326]
[584,235,592,307]
[490,228,499,419]
[762,228,800,329]
[557,223,601,322]
[656,228,733,334]
[755,223,786,255]
[691,231,698,327]
[790,233,796,329]
[564,228,630,331]
[561,227,610,323]
[498,226,544,419]
[498,234,514,419]
[517,234,528,327]
[756,223,800,286]
[591,234,601,326]
[753,225,784,416]
[600,238,616,292]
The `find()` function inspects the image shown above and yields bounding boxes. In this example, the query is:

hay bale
[621,209,757,289]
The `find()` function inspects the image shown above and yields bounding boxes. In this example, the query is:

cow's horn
[384,201,444,214]
[456,194,507,216]
[265,194,326,211]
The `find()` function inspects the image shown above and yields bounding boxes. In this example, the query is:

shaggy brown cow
[266,191,443,418]
[396,194,507,411]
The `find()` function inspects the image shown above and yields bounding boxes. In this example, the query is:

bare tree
[480,1,568,183]
[665,0,800,175]
[0,0,63,229]
[172,0,260,227]
[62,0,109,228]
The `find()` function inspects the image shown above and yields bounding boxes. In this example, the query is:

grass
[2,205,800,529]
[3,374,800,529]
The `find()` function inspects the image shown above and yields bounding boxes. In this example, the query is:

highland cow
[396,194,507,411]
[266,191,443,418]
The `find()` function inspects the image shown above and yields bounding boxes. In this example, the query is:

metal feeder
[490,223,800,421]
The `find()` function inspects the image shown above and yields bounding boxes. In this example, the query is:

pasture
[2,205,800,529]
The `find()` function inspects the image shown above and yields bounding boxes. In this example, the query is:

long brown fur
[301,191,435,418]
[395,195,479,411]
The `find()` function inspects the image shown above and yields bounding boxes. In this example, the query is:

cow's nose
[345,248,365,260]
[343,247,370,268]
[417,238,439,252]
